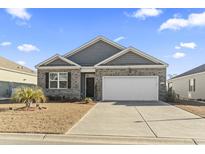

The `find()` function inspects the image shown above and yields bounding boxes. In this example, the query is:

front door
[86,77,94,98]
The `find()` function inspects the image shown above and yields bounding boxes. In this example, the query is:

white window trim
[49,72,68,89]
[189,78,196,92]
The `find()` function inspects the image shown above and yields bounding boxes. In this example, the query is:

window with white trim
[49,72,68,89]
[189,78,196,92]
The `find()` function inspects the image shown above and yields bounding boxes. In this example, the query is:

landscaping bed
[168,100,205,118]
[0,102,95,134]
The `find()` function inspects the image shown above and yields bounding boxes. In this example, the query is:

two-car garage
[102,76,159,101]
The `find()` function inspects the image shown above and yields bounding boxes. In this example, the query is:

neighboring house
[0,56,37,98]
[168,64,205,100]
[36,36,168,101]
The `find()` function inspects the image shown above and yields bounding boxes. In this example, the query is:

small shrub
[166,88,179,103]
[84,97,93,104]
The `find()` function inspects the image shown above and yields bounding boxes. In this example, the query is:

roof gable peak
[35,54,80,68]
[95,47,168,66]
[63,36,126,58]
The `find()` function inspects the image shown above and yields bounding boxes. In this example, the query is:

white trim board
[35,54,81,68]
[81,67,95,72]
[38,65,166,70]
[37,66,80,69]
[95,65,167,69]
[63,36,126,58]
[95,47,168,67]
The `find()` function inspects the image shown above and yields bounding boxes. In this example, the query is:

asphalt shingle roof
[172,64,205,79]
[0,56,36,75]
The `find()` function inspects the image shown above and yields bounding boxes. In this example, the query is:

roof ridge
[171,63,205,79]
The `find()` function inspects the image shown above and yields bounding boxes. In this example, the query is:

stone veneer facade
[37,69,81,99]
[37,68,166,101]
[95,68,166,101]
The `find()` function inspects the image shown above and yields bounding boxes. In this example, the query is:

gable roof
[64,36,126,58]
[171,64,205,79]
[36,36,168,69]
[95,47,168,66]
[0,56,36,75]
[35,54,81,68]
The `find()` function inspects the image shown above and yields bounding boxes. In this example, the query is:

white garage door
[102,76,159,101]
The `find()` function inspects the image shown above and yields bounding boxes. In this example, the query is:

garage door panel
[102,76,158,101]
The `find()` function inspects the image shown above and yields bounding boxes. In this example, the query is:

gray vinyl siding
[168,73,205,100]
[67,41,122,66]
[102,51,159,66]
[42,59,74,66]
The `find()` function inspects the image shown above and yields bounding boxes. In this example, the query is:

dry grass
[0,102,95,134]
[168,100,205,118]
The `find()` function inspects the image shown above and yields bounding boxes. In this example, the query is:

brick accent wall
[37,69,81,99]
[95,68,166,101]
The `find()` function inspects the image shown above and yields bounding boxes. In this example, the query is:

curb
[0,133,198,145]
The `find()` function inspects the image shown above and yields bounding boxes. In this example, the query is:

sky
[0,8,205,77]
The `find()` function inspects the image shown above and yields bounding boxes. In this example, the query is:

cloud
[175,46,181,49]
[6,8,31,20]
[172,52,186,59]
[175,42,197,50]
[114,36,125,42]
[17,61,26,66]
[180,42,197,49]
[159,11,205,31]
[128,8,162,20]
[0,41,12,46]
[17,44,40,53]
[159,18,188,31]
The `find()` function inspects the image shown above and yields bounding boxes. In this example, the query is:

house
[35,36,168,101]
[168,64,205,100]
[0,56,37,98]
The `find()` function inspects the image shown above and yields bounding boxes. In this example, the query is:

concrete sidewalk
[0,133,202,145]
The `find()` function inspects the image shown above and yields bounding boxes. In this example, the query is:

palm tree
[33,87,47,106]
[12,87,46,108]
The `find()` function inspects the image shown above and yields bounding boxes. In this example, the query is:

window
[49,72,68,89]
[49,72,58,89]
[59,72,68,88]
[189,78,196,92]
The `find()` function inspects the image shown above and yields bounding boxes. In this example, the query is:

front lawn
[0,102,95,134]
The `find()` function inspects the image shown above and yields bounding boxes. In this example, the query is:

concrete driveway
[68,101,205,140]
